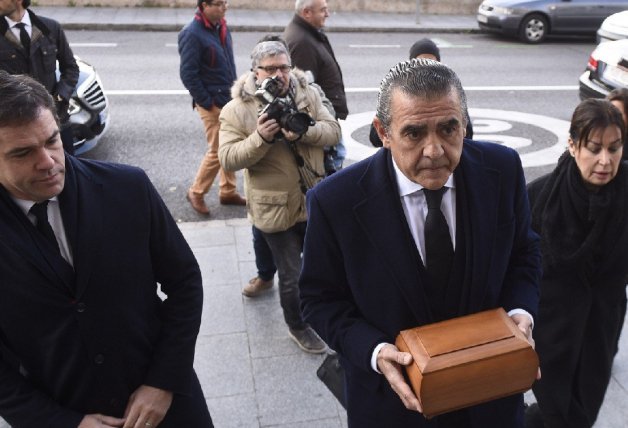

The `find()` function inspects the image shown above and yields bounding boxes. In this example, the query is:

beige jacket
[218,69,341,233]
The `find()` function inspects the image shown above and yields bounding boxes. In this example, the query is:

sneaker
[289,326,327,354]
[242,276,273,297]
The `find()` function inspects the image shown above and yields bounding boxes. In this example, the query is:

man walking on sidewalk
[0,71,212,428]
[179,0,245,215]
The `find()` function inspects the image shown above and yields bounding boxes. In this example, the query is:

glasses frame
[256,65,293,74]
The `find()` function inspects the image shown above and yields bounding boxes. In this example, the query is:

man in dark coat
[299,59,541,428]
[0,0,79,154]
[283,0,347,169]
[0,72,212,427]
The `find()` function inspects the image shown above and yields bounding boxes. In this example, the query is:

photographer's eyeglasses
[257,65,293,74]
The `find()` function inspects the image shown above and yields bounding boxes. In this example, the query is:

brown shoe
[220,193,246,206]
[242,276,273,297]
[186,190,209,215]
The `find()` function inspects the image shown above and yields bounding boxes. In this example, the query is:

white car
[579,39,628,99]
[597,10,628,43]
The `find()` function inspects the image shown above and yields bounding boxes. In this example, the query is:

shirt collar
[5,11,31,29]
[391,155,455,198]
[11,196,59,217]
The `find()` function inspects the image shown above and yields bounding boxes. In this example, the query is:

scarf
[530,151,626,279]
[194,7,228,46]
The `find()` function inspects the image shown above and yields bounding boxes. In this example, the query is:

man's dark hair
[569,98,625,149]
[607,88,628,126]
[409,38,441,61]
[197,0,205,7]
[0,71,58,128]
[376,58,468,133]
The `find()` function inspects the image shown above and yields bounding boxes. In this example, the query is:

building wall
[34,0,482,15]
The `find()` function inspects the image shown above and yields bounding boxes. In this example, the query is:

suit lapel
[456,142,500,312]
[0,186,72,293]
[353,149,432,322]
[59,156,104,299]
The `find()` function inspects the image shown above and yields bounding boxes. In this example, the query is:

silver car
[477,0,628,43]
[56,56,110,155]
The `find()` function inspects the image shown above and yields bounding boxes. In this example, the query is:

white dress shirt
[12,196,74,266]
[5,12,32,41]
[370,157,532,373]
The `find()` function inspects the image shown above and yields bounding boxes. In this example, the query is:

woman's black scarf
[530,151,626,277]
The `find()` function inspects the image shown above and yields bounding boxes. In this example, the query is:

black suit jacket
[0,156,210,427]
[300,141,541,427]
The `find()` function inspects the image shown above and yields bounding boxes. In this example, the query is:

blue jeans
[261,222,307,330]
[252,225,276,281]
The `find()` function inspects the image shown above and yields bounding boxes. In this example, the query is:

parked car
[57,56,109,155]
[579,39,628,99]
[477,0,628,43]
[597,10,628,42]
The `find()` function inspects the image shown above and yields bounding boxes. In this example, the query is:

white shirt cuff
[371,342,389,373]
[508,308,534,330]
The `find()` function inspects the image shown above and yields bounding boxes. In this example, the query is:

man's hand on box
[376,343,423,413]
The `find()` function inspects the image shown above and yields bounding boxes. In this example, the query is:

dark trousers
[261,222,307,330]
[252,225,276,281]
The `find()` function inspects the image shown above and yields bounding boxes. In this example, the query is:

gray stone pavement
[181,219,628,428]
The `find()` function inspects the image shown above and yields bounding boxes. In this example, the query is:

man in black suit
[0,0,79,154]
[299,59,541,427]
[0,71,212,428]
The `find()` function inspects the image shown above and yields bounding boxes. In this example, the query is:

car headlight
[492,6,515,15]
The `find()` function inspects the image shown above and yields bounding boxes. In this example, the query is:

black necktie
[424,188,454,289]
[30,201,60,254]
[14,22,30,54]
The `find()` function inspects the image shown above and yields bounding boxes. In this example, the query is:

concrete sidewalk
[183,219,628,428]
[35,6,479,33]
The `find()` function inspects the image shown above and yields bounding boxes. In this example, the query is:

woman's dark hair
[569,98,625,149]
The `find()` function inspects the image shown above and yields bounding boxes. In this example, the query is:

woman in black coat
[526,98,627,428]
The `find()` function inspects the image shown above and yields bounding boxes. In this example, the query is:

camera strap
[286,140,325,195]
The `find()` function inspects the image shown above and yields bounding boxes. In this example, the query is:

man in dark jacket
[0,71,213,427]
[178,0,245,216]
[0,0,79,154]
[283,0,346,170]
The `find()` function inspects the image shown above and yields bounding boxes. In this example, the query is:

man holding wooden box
[299,58,541,427]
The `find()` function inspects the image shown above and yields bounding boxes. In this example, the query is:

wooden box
[395,308,538,418]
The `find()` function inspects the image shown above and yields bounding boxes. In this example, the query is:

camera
[255,76,315,136]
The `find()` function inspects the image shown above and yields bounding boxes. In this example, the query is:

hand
[122,385,173,428]
[78,414,125,427]
[376,344,422,413]
[510,313,541,380]
[281,128,301,142]
[256,113,280,142]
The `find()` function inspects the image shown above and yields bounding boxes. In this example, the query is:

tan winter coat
[218,69,341,233]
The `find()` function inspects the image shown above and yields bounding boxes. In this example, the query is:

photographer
[218,40,340,354]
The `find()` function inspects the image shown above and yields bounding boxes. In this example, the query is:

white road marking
[348,44,402,48]
[106,90,189,95]
[341,108,569,168]
[105,85,577,95]
[70,43,118,47]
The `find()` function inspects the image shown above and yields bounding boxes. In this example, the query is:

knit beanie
[409,38,441,61]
